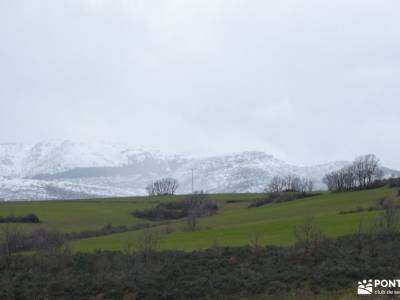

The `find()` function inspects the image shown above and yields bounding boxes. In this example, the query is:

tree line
[265,175,314,193]
[143,154,386,196]
[323,154,383,192]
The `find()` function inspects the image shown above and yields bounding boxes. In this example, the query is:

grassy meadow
[0,186,398,252]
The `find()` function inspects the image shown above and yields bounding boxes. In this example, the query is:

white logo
[358,280,373,295]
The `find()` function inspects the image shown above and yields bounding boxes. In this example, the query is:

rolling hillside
[0,186,398,252]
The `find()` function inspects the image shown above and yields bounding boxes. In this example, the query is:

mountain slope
[0,141,398,200]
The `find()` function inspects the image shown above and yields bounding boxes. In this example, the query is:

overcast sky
[1,0,399,168]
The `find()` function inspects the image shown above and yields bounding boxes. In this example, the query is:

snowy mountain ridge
[0,141,397,201]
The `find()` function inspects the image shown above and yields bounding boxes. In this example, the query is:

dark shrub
[338,197,400,215]
[365,180,387,189]
[0,223,154,254]
[365,177,400,190]
[225,199,242,203]
[66,223,151,240]
[388,177,400,188]
[0,228,66,253]
[249,192,319,208]
[22,213,40,223]
[0,213,40,223]
[2,232,400,299]
[132,192,218,221]
[339,206,365,214]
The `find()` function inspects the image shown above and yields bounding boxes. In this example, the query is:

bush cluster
[132,193,218,221]
[0,229,65,253]
[66,223,151,240]
[383,177,400,188]
[339,197,400,215]
[0,223,152,253]
[0,213,40,223]
[249,192,319,208]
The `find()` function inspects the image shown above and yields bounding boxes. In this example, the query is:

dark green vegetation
[2,223,153,253]
[1,231,400,299]
[0,213,40,223]
[248,192,319,208]
[339,196,400,215]
[132,192,218,221]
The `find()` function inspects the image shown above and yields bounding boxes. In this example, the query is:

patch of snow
[0,141,396,200]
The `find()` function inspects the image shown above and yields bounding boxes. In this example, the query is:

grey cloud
[0,0,399,168]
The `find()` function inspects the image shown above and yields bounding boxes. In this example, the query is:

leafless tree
[294,217,323,251]
[354,154,381,187]
[248,232,263,254]
[265,175,314,193]
[145,178,179,196]
[290,175,302,192]
[266,176,285,193]
[184,192,204,231]
[323,154,383,192]
[0,224,13,265]
[370,198,400,234]
[145,183,156,196]
[185,208,200,231]
[364,154,383,184]
[135,228,163,263]
[305,178,315,192]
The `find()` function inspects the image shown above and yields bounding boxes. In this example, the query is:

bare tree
[145,178,179,196]
[184,191,211,231]
[185,208,200,231]
[248,232,263,255]
[323,154,383,192]
[370,198,400,234]
[364,154,383,185]
[294,217,323,251]
[0,224,13,266]
[266,176,285,193]
[305,178,315,192]
[135,228,163,263]
[265,175,314,193]
[145,183,156,196]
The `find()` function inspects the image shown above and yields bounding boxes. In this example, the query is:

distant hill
[0,141,398,200]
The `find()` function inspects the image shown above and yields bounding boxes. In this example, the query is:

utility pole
[191,168,194,194]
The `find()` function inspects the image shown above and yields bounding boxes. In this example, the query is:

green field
[0,187,398,252]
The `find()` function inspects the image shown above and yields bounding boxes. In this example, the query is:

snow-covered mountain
[0,141,398,201]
